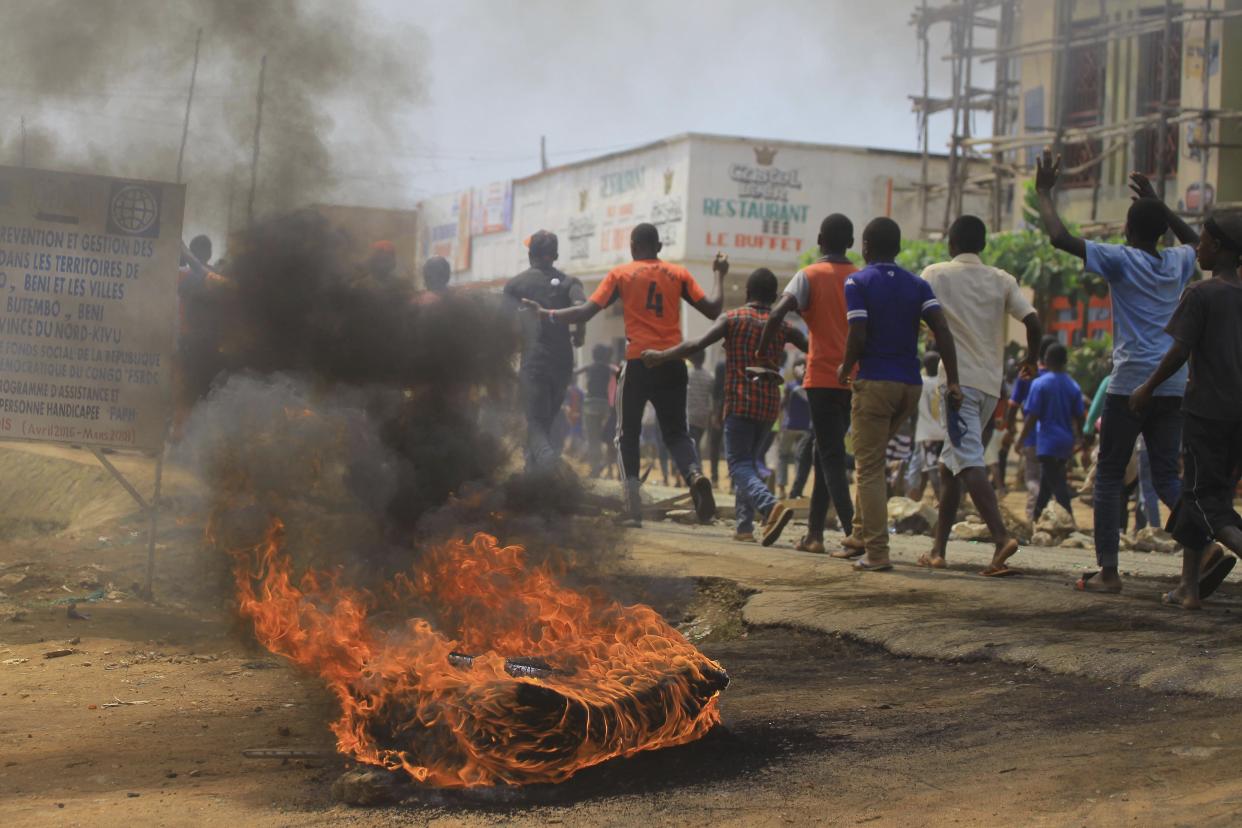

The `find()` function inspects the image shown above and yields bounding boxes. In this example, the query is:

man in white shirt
[908,351,947,502]
[919,215,1042,576]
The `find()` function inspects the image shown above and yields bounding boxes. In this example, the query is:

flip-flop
[853,558,893,572]
[1199,545,1236,600]
[917,554,947,569]
[831,547,865,560]
[795,536,826,555]
[1162,590,1201,610]
[1075,571,1122,594]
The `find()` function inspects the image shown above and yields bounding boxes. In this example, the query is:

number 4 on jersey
[644,281,664,317]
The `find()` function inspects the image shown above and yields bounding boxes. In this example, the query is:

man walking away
[837,217,962,572]
[1035,150,1199,594]
[778,360,812,499]
[643,268,807,546]
[526,223,725,526]
[1019,343,1084,521]
[577,344,616,477]
[920,214,1042,576]
[504,231,586,474]
[1131,210,1242,609]
[908,351,946,504]
[1005,334,1058,519]
[686,349,714,457]
[760,214,858,555]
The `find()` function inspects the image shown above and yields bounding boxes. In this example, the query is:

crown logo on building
[753,146,778,166]
[578,189,589,211]
[663,169,674,195]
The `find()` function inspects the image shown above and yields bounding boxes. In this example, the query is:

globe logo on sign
[109,185,159,236]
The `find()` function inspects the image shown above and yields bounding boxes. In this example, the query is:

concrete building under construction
[912,0,1242,236]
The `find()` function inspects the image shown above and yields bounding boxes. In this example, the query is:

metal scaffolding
[911,0,1242,237]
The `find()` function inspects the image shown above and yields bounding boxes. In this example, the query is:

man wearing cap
[504,230,586,474]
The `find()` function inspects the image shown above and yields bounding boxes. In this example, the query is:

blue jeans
[1094,394,1183,568]
[725,415,778,533]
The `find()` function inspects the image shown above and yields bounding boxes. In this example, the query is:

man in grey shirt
[504,231,585,473]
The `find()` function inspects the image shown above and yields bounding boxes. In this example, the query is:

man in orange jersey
[525,223,725,526]
[759,214,857,554]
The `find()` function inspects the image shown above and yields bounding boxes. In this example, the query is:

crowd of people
[175,152,1237,609]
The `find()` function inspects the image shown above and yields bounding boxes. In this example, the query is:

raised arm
[641,317,728,368]
[1034,149,1087,261]
[924,307,962,407]
[1129,171,1199,247]
[759,293,798,356]
[690,253,729,321]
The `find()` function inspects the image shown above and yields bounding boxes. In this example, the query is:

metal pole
[1154,0,1173,200]
[540,134,548,171]
[247,55,267,226]
[175,28,202,185]
[19,117,26,167]
[143,450,165,601]
[919,0,930,234]
[1200,1,1212,219]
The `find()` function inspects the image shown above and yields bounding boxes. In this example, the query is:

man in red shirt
[526,223,725,526]
[760,214,857,554]
[643,268,807,546]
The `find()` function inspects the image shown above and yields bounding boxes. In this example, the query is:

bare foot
[917,553,947,569]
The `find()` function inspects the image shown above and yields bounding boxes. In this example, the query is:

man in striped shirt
[643,268,807,546]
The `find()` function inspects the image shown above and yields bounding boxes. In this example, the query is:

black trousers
[806,387,854,537]
[616,359,700,482]
[1034,455,1072,519]
[1169,413,1242,550]
[790,431,816,498]
[519,367,570,473]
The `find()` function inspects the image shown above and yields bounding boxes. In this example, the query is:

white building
[418,132,985,361]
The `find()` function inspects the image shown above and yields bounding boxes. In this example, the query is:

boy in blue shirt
[1019,344,1084,520]
[837,217,962,571]
[1035,149,1199,594]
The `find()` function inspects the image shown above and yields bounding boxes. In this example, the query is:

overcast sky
[364,0,977,203]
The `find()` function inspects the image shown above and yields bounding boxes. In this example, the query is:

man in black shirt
[1132,210,1242,608]
[576,343,616,477]
[505,231,586,473]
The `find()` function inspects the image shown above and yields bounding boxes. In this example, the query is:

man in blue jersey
[837,217,962,572]
[1035,149,1199,594]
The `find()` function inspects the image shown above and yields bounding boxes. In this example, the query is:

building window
[1059,34,1106,189]
[1134,11,1182,179]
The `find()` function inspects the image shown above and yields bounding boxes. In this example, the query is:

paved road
[621,519,1242,699]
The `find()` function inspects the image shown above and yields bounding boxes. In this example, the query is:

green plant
[1067,334,1113,399]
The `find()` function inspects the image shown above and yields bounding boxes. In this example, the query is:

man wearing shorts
[920,215,1042,576]
[525,223,725,526]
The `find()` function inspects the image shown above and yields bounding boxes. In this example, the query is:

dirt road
[2,446,1241,825]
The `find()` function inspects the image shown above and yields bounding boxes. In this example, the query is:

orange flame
[232,519,727,787]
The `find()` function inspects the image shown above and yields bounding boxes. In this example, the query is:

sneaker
[620,479,644,528]
[689,473,716,524]
[733,531,756,543]
[760,503,795,547]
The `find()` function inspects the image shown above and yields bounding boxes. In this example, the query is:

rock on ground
[888,497,938,535]
[1133,527,1179,554]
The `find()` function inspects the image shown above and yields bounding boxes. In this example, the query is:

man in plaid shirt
[643,268,808,545]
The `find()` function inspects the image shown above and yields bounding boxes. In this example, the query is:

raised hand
[1035,148,1061,194]
[712,252,729,278]
[1128,171,1158,201]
